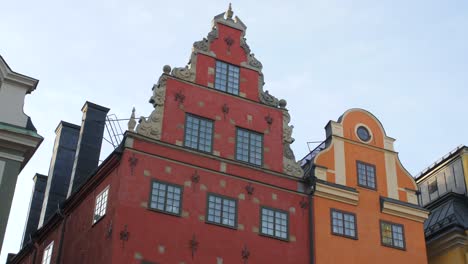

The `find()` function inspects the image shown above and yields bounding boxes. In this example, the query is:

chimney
[21,173,47,247]
[67,102,109,197]
[38,121,80,227]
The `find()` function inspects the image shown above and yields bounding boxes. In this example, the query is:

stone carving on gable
[136,67,170,140]
[247,53,262,70]
[282,110,304,178]
[193,38,209,52]
[240,37,251,54]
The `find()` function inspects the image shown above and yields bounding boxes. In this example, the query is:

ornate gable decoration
[133,5,303,178]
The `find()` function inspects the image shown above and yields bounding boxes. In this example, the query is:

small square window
[260,207,289,240]
[215,61,240,95]
[236,128,263,166]
[149,180,183,216]
[357,161,376,189]
[184,114,214,153]
[41,241,54,264]
[93,186,109,224]
[428,180,438,194]
[331,209,357,239]
[206,194,237,228]
[381,221,405,249]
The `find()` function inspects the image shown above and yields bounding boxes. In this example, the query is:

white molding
[385,152,399,199]
[334,139,346,185]
[315,182,359,205]
[381,199,429,222]
[0,56,38,93]
[0,151,24,162]
[0,160,5,185]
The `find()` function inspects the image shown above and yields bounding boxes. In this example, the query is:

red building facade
[10,6,310,264]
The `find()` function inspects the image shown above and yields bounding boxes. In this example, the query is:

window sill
[92,215,106,227]
[382,243,406,251]
[147,207,182,218]
[259,233,290,242]
[331,232,358,240]
[205,220,238,230]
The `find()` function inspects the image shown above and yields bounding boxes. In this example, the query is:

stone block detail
[213,150,220,156]
[175,140,183,146]
[158,245,165,254]
[165,166,172,174]
[227,155,234,159]
[272,193,278,200]
[214,133,221,139]
[179,104,185,110]
[238,224,244,230]
[264,164,270,169]
[264,147,270,153]
[198,101,205,107]
[199,215,205,221]
[200,184,208,191]
[220,180,226,188]
[140,201,148,208]
[289,207,296,214]
[290,235,296,242]
[208,67,215,75]
[220,162,227,172]
[144,170,151,177]
[217,257,223,264]
[182,210,190,218]
[229,119,236,125]
[184,181,192,187]
[228,137,235,143]
[176,123,184,129]
[253,197,260,204]
[134,252,143,260]
[238,193,245,200]
[264,129,270,134]
[207,82,214,88]
[239,92,246,97]
[252,226,259,233]
[215,115,222,121]
[247,115,253,121]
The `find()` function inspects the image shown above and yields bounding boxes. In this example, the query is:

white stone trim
[385,152,399,199]
[381,199,429,223]
[334,139,346,185]
[0,151,24,162]
[0,160,5,185]
[315,182,359,205]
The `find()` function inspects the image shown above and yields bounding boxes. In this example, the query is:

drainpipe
[55,209,67,264]
[307,169,317,264]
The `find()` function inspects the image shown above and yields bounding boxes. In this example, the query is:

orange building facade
[301,109,429,263]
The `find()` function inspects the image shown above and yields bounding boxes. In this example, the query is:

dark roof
[424,192,468,239]
[300,141,326,167]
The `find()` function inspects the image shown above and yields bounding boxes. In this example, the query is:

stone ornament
[282,110,304,177]
[128,107,136,131]
[136,69,168,140]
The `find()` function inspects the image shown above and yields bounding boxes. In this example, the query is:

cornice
[381,197,429,223]
[315,181,359,205]
[0,55,38,93]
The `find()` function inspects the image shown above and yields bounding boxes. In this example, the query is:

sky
[1,0,467,261]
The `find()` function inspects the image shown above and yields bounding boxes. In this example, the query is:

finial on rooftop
[226,3,233,20]
[128,107,136,131]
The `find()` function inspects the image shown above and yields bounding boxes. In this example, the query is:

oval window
[357,126,371,142]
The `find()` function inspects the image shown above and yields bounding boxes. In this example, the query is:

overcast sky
[1,0,467,261]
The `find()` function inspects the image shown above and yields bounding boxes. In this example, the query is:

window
[206,194,237,228]
[236,128,263,166]
[331,209,357,239]
[93,186,109,224]
[357,161,376,189]
[184,114,214,153]
[149,180,182,216]
[41,241,54,264]
[356,126,371,142]
[381,221,405,249]
[214,61,240,95]
[428,180,438,194]
[260,207,289,240]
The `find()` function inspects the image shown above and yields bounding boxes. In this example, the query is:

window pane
[236,128,263,166]
[149,181,182,215]
[215,61,239,95]
[184,114,213,152]
[207,194,237,228]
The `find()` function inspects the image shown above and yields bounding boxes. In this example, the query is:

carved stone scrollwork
[240,37,251,55]
[247,53,262,70]
[207,27,218,42]
[193,38,209,52]
[258,73,279,107]
[136,72,168,140]
[171,66,196,82]
[282,110,304,177]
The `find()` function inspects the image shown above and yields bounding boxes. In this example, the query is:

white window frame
[41,241,54,264]
[93,186,110,224]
